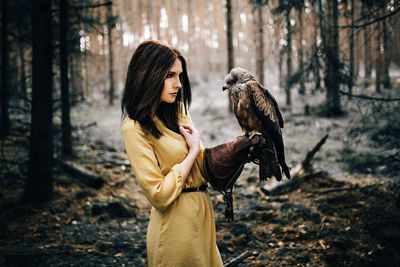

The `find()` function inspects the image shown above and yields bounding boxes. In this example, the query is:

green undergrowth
[341,147,383,174]
[341,100,400,176]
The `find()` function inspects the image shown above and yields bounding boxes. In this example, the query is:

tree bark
[348,0,354,100]
[375,11,382,93]
[255,5,264,85]
[279,48,284,89]
[15,12,28,104]
[60,0,72,156]
[1,0,10,138]
[226,0,234,72]
[83,34,90,101]
[17,41,27,102]
[362,2,372,83]
[71,43,84,103]
[285,10,292,106]
[324,0,342,115]
[153,0,161,39]
[298,9,305,95]
[313,6,321,92]
[226,0,234,112]
[23,0,54,203]
[353,1,360,78]
[107,4,115,106]
[381,13,391,89]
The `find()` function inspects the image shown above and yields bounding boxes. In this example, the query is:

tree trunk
[69,55,76,104]
[375,12,382,93]
[17,42,27,102]
[353,1,360,77]
[381,14,391,89]
[226,0,234,73]
[364,26,372,80]
[15,10,28,104]
[298,9,305,95]
[1,0,10,138]
[107,4,115,106]
[279,48,284,89]
[72,49,84,103]
[23,0,54,203]
[285,10,292,106]
[153,0,161,39]
[101,24,107,97]
[362,3,372,83]
[255,5,264,85]
[324,0,341,115]
[137,0,143,37]
[60,0,72,156]
[226,0,234,112]
[348,0,354,100]
[83,35,90,101]
[146,0,152,38]
[313,7,321,92]
[316,0,324,93]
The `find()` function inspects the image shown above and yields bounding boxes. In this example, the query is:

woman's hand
[179,124,200,156]
[178,124,200,182]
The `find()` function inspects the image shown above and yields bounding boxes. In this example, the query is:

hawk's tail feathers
[281,162,290,179]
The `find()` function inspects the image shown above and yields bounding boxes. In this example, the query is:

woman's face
[160,58,182,103]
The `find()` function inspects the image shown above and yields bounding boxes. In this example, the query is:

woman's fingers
[179,125,189,135]
[179,124,196,134]
[179,124,200,153]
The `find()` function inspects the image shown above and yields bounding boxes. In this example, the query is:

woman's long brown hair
[121,40,192,138]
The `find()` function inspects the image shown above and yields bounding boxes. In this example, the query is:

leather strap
[182,183,208,193]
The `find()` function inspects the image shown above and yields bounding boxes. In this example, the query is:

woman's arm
[178,124,200,181]
[122,120,187,212]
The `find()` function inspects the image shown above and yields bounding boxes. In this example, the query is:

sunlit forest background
[1,0,400,266]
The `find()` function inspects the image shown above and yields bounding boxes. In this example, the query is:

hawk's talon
[248,130,261,139]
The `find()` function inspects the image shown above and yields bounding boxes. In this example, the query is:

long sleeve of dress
[122,119,184,212]
[180,112,207,179]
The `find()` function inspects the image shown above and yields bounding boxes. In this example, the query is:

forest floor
[0,73,400,266]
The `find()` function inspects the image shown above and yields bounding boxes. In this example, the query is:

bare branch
[224,251,252,267]
[73,122,97,131]
[340,90,400,102]
[338,5,400,29]
[70,1,112,10]
[302,134,329,170]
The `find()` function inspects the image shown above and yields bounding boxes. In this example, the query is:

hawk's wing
[246,81,283,131]
[259,83,284,128]
[247,81,290,179]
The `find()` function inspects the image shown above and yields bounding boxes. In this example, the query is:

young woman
[121,40,223,266]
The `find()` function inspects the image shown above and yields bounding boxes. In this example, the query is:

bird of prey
[223,67,290,181]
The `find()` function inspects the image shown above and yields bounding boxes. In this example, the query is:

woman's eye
[166,73,173,78]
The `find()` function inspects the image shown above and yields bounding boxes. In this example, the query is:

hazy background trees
[0,0,399,202]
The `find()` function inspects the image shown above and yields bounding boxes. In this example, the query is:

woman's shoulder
[121,117,148,138]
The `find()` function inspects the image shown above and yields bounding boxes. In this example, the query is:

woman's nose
[175,77,182,89]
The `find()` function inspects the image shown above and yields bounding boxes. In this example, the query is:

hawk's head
[222,67,254,91]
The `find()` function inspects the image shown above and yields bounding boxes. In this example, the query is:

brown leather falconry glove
[203,134,267,221]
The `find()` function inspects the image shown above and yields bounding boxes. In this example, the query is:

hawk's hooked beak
[222,84,228,91]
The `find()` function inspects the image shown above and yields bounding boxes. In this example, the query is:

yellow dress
[121,112,223,267]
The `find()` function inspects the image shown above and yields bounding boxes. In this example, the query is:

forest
[0,0,399,266]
